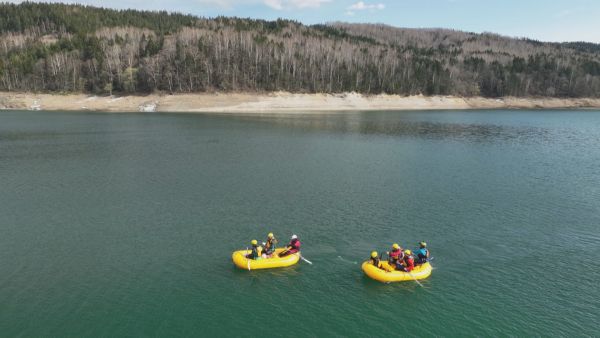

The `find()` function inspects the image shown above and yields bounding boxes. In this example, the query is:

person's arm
[281,244,292,254]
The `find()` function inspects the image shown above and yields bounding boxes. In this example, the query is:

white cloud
[348,1,384,10]
[346,1,384,15]
[264,0,331,10]
[264,0,284,10]
[290,0,331,8]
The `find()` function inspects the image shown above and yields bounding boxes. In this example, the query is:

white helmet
[291,234,298,240]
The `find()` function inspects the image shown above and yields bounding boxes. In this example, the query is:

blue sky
[8,0,600,42]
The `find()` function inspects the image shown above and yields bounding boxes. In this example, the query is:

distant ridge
[1,2,599,97]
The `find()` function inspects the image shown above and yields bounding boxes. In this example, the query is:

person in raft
[387,243,404,265]
[415,241,429,264]
[370,251,383,269]
[247,239,263,260]
[279,234,301,257]
[396,250,415,272]
[263,233,278,257]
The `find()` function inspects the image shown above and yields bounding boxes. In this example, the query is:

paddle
[298,254,312,265]
[407,271,424,287]
[278,248,289,257]
[387,251,424,287]
[279,245,297,258]
[396,251,424,287]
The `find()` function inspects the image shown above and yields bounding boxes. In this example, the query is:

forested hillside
[1,2,600,97]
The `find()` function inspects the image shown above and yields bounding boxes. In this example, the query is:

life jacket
[404,255,415,271]
[265,238,276,252]
[249,245,259,259]
[289,239,300,250]
[389,249,403,262]
[416,248,428,259]
[257,246,263,256]
[389,249,404,264]
[370,257,381,268]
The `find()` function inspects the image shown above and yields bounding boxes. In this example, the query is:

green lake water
[1,109,599,336]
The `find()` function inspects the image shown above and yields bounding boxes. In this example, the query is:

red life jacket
[405,255,415,271]
[289,239,301,250]
[389,249,401,259]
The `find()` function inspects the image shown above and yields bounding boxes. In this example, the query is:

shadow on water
[230,263,302,279]
[226,111,553,144]
[359,275,428,305]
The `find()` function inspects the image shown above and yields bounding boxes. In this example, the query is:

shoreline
[1,92,600,113]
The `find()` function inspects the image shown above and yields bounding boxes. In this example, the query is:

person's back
[415,242,429,264]
[370,251,382,269]
[264,233,277,256]
[388,243,403,264]
[247,240,260,260]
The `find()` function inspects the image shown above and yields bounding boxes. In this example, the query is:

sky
[6,0,600,43]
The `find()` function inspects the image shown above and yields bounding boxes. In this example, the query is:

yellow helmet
[404,249,412,255]
[371,251,378,258]
[251,239,258,245]
[392,243,400,250]
[420,241,427,248]
[268,233,274,238]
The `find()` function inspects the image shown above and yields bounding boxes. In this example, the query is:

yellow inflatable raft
[362,261,432,283]
[232,248,300,270]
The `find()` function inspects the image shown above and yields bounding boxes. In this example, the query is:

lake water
[1,110,599,336]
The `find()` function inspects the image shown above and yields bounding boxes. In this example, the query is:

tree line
[1,2,600,97]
